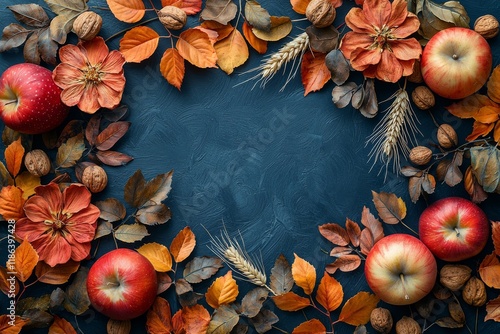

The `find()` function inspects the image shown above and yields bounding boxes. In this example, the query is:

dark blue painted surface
[1,0,500,333]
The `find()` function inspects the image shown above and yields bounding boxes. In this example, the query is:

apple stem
[455,227,461,237]
[106,281,120,288]
[4,99,17,106]
[399,273,410,300]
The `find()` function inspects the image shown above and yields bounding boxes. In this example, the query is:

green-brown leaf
[56,133,85,168]
[114,223,150,243]
[470,145,500,193]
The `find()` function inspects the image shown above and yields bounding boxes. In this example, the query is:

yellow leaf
[137,242,172,272]
[176,28,218,68]
[316,272,343,312]
[15,171,40,199]
[292,253,316,295]
[5,138,24,177]
[160,48,185,90]
[272,291,311,311]
[170,226,196,263]
[0,185,25,220]
[252,16,292,42]
[106,0,145,23]
[205,270,239,308]
[14,239,39,283]
[120,26,160,63]
[214,27,249,75]
[338,291,379,326]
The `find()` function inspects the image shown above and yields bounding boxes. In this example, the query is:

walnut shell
[462,277,487,307]
[158,6,187,30]
[24,149,51,177]
[411,86,435,110]
[81,164,108,193]
[305,0,336,28]
[370,307,393,334]
[474,14,499,39]
[439,264,472,291]
[437,124,458,148]
[409,146,433,165]
[395,316,421,334]
[73,11,102,41]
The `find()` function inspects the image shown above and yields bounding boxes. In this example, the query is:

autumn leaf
[107,0,145,23]
[241,287,268,318]
[447,94,498,119]
[205,270,239,308]
[120,26,159,63]
[8,4,50,27]
[140,170,174,206]
[290,0,311,14]
[114,223,150,243]
[0,24,30,53]
[56,133,85,168]
[162,0,203,15]
[479,252,500,288]
[242,21,267,54]
[124,169,146,208]
[15,171,40,199]
[464,166,489,204]
[170,227,196,263]
[215,27,249,75]
[200,0,237,25]
[301,51,331,96]
[345,218,361,247]
[493,221,500,256]
[338,292,380,326]
[200,21,233,41]
[135,204,172,225]
[137,242,173,272]
[318,223,350,246]
[0,185,25,220]
[359,228,374,256]
[292,254,316,295]
[252,16,292,41]
[63,267,90,315]
[329,246,352,257]
[485,295,500,322]
[48,316,77,334]
[325,255,362,274]
[292,319,326,334]
[272,291,311,311]
[95,121,131,151]
[183,256,223,283]
[96,150,134,166]
[146,297,172,333]
[270,254,294,295]
[160,48,185,90]
[244,0,271,31]
[0,315,28,333]
[35,260,80,285]
[14,239,39,282]
[470,145,500,193]
[207,304,239,333]
[371,191,407,224]
[182,304,211,333]
[177,28,218,68]
[5,138,24,177]
[316,272,343,312]
[95,198,126,222]
[488,65,500,103]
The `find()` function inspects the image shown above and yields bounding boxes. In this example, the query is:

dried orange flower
[340,0,421,83]
[15,183,100,267]
[52,36,126,114]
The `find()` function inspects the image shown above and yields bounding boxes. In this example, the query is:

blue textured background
[1,0,500,333]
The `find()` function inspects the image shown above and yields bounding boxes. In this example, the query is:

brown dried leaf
[114,223,150,243]
[37,27,58,65]
[8,4,50,28]
[443,151,463,187]
[45,0,88,18]
[435,317,464,328]
[120,26,159,63]
[249,309,279,334]
[56,133,85,168]
[205,270,239,308]
[124,169,146,208]
[160,48,185,90]
[493,221,500,257]
[94,220,113,239]
[162,0,203,15]
[479,252,500,288]
[107,0,145,23]
[157,272,173,294]
[56,120,84,147]
[141,170,173,206]
[244,0,271,31]
[135,204,171,225]
[85,115,101,147]
[330,246,352,257]
[146,297,172,333]
[359,228,374,256]
[35,260,80,285]
[448,300,465,324]
[200,0,237,25]
[137,242,172,272]
[292,253,316,295]
[63,267,90,315]
[332,82,357,108]
[23,31,41,64]
[182,304,210,333]
[360,206,384,243]
[96,198,126,222]
[95,121,130,151]
[96,150,134,166]
[270,254,293,295]
[318,223,350,246]
[338,292,379,326]
[485,295,500,322]
[422,173,436,195]
[170,227,196,263]
[371,190,407,224]
[359,78,378,118]
[272,291,311,311]
[316,272,343,312]
[345,218,361,247]
[306,25,339,54]
[252,16,292,42]
[470,146,500,193]
[241,287,268,318]
[464,166,488,204]
[207,304,239,333]
[183,256,223,283]
[14,239,39,283]
[49,14,77,45]
[0,24,30,52]
[325,254,362,274]
[177,28,218,68]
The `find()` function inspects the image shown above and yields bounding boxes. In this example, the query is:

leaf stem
[400,220,419,236]
[105,17,159,43]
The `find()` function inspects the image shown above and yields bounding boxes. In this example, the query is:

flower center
[53,218,65,230]
[84,65,103,86]
[372,25,394,51]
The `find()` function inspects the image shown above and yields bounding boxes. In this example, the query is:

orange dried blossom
[15,183,100,267]
[52,36,126,114]
[340,0,421,83]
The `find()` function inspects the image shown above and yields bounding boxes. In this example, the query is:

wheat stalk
[366,86,421,180]
[237,32,310,91]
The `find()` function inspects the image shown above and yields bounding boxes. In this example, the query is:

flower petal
[66,207,100,243]
[392,14,420,38]
[63,184,91,215]
[23,196,55,222]
[77,85,101,113]
[389,38,422,61]
[80,36,109,66]
[96,79,125,109]
[387,0,409,28]
[34,183,63,214]
[15,218,50,241]
[53,63,84,88]
[31,233,72,267]
[61,84,86,107]
[65,233,92,262]
[101,72,126,92]
[345,8,374,34]
[101,50,126,74]
[376,51,403,83]
[400,59,417,77]
[58,44,87,68]
[340,32,374,59]
[350,48,382,71]
[363,0,392,29]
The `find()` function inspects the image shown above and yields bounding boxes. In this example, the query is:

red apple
[419,197,489,262]
[365,234,437,305]
[0,63,69,134]
[86,248,158,320]
[421,27,492,99]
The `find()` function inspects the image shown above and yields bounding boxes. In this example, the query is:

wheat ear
[366,86,421,180]
[237,32,310,90]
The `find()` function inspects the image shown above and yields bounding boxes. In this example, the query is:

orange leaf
[1,266,19,296]
[272,291,311,311]
[171,310,185,333]
[146,297,172,333]
[292,319,326,334]
[48,316,77,334]
[119,26,159,63]
[106,0,145,23]
[447,94,498,119]
[474,105,500,123]
[318,223,350,246]
[359,228,374,256]
[14,239,39,283]
[181,304,210,333]
[161,0,202,15]
[466,121,494,141]
[5,138,24,177]
[338,292,380,326]
[371,191,406,224]
[493,221,500,257]
[205,270,239,308]
[301,51,331,96]
[325,255,362,274]
[15,171,40,199]
[292,253,316,295]
[160,48,185,90]
[0,315,28,334]
[176,28,218,68]
[214,27,249,74]
[360,206,384,243]
[494,121,500,142]
[137,242,172,272]
[485,295,500,322]
[200,21,234,41]
[487,65,500,103]
[35,260,80,285]
[316,272,343,312]
[479,252,500,288]
[290,0,311,14]
[170,226,196,263]
[242,21,267,54]
[0,185,25,220]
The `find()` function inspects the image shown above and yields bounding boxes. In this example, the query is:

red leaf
[301,51,331,96]
[318,223,350,246]
[95,121,130,151]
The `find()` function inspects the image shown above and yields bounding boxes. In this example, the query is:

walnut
[407,60,423,83]
[158,6,187,30]
[370,307,393,333]
[305,0,336,28]
[395,316,421,334]
[81,164,108,193]
[409,146,433,165]
[439,264,472,291]
[411,86,435,110]
[437,124,458,149]
[462,277,487,307]
[474,14,499,39]
[24,149,51,177]
[73,11,102,41]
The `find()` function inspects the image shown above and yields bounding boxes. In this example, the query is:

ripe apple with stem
[86,248,158,320]
[419,197,489,262]
[421,27,492,99]
[364,234,437,305]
